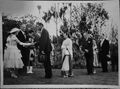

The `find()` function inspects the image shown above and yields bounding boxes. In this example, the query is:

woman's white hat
[10,28,20,33]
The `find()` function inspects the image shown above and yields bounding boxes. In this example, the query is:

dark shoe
[102,70,108,72]
[112,70,115,72]
[45,75,52,79]
[112,69,115,72]
[11,73,18,78]
[68,74,74,77]
[87,72,94,75]
[93,70,96,74]
[87,73,91,75]
[45,76,52,79]
[20,72,28,76]
[63,75,68,78]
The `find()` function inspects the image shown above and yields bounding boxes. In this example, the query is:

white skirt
[93,53,99,67]
[4,46,24,69]
[61,55,69,71]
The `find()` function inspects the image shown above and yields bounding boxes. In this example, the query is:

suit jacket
[86,38,93,55]
[100,39,109,55]
[16,30,29,52]
[37,28,52,54]
[110,43,118,57]
[83,37,93,57]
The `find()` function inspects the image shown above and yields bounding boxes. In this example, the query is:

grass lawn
[4,68,118,85]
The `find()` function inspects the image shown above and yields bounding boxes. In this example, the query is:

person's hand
[36,31,41,38]
[107,54,110,58]
[41,51,45,54]
[23,43,28,47]
[85,49,88,52]
[71,55,74,61]
[31,42,36,46]
[23,43,33,47]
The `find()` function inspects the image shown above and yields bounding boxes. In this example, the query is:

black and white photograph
[0,0,119,88]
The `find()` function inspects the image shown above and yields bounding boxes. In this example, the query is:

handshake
[23,42,37,47]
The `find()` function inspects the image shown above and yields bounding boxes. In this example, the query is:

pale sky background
[0,0,119,36]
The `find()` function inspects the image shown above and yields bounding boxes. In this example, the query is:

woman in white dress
[61,33,73,78]
[4,28,34,78]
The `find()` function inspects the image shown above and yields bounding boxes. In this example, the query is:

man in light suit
[99,34,109,72]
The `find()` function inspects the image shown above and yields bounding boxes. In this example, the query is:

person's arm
[5,37,10,48]
[68,39,73,59]
[61,41,66,49]
[15,35,34,46]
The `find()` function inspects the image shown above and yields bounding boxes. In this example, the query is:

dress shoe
[102,70,108,72]
[68,74,74,77]
[45,76,52,79]
[63,75,68,78]
[11,73,18,78]
[87,72,94,75]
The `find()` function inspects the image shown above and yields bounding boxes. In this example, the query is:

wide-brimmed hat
[10,28,20,33]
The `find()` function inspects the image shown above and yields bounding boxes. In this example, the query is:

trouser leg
[44,53,52,78]
[68,56,73,76]
[101,55,108,72]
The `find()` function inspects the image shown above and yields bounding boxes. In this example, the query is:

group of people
[81,31,118,75]
[4,22,52,79]
[3,21,118,79]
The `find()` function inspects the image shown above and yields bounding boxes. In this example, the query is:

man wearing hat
[36,22,52,78]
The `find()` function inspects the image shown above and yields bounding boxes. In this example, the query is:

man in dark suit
[83,32,94,75]
[17,24,30,74]
[99,34,109,72]
[110,39,118,72]
[36,22,52,78]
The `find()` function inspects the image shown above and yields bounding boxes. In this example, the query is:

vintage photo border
[0,0,120,88]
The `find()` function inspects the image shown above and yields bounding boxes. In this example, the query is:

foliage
[2,15,21,49]
[57,3,110,68]
[19,14,38,32]
[39,3,110,68]
[3,2,117,69]
[71,3,109,41]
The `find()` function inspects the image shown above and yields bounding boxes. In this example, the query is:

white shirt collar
[101,39,105,46]
[21,30,25,34]
[20,29,26,38]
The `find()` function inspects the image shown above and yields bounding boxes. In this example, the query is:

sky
[0,0,119,36]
